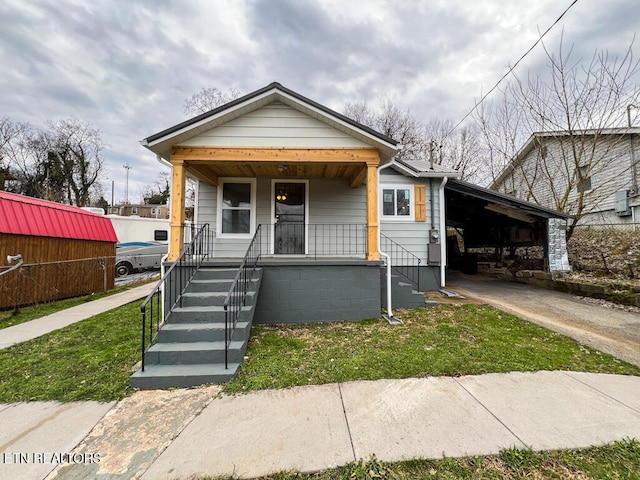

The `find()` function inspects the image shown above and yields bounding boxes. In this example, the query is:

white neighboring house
[491,128,640,227]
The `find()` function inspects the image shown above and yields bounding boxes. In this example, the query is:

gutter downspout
[377,161,402,324]
[439,177,449,288]
[160,252,169,322]
[155,153,172,321]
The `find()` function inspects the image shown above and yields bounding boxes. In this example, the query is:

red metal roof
[0,191,117,242]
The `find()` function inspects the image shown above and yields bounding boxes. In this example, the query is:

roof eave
[447,178,572,219]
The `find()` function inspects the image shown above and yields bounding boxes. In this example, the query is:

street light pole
[123,164,132,204]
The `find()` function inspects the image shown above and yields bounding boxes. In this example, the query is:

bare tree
[0,117,105,206]
[0,118,30,190]
[0,121,50,198]
[344,99,485,181]
[424,119,487,182]
[183,87,241,116]
[343,97,429,162]
[478,35,640,237]
[47,118,106,207]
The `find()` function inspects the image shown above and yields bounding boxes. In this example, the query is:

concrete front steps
[130,267,262,390]
[380,268,432,309]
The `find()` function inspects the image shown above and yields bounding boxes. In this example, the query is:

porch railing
[223,224,262,369]
[139,223,212,372]
[380,233,421,289]
[259,223,367,258]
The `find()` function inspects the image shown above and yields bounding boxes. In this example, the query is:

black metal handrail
[223,224,262,369]
[380,233,421,289]
[139,224,211,372]
[259,223,367,258]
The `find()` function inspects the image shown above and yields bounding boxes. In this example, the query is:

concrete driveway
[447,273,640,368]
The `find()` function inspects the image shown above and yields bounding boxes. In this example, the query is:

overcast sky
[1,0,638,204]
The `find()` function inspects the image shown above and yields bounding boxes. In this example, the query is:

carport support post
[168,159,186,261]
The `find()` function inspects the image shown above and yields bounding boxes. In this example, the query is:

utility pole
[628,105,638,195]
[123,164,131,204]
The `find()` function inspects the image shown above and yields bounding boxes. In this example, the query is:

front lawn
[0,303,638,403]
[224,304,640,394]
[0,301,140,402]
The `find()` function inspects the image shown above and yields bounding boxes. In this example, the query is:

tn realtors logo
[3,452,102,464]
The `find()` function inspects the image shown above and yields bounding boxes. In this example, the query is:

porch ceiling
[172,146,380,188]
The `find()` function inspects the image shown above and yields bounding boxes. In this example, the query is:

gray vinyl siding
[494,134,639,222]
[196,177,367,258]
[309,178,366,223]
[196,182,216,226]
[180,102,371,149]
[379,169,441,264]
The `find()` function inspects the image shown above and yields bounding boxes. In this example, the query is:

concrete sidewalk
[0,283,154,350]
[3,371,631,480]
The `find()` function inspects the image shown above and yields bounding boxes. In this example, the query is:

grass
[205,438,640,479]
[223,304,640,394]
[0,301,140,402]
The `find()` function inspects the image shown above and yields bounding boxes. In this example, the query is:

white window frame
[216,177,257,239]
[380,184,414,221]
[576,165,593,193]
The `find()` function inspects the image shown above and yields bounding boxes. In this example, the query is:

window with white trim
[381,186,412,219]
[217,178,256,236]
[576,165,592,193]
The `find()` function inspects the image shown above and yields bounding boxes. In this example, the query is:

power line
[444,0,580,139]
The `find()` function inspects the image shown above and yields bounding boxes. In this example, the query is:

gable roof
[141,82,399,162]
[0,191,118,242]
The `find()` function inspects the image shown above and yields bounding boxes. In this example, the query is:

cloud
[1,0,638,202]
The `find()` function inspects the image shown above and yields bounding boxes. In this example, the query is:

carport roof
[445,179,571,225]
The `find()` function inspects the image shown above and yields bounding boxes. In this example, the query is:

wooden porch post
[168,160,186,261]
[366,164,379,261]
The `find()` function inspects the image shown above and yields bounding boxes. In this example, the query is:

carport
[444,179,572,274]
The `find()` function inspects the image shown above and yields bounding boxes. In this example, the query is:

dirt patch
[424,290,483,305]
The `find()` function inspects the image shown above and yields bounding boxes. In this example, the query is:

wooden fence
[0,234,115,310]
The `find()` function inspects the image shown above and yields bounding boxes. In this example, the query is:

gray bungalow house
[132,82,459,388]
